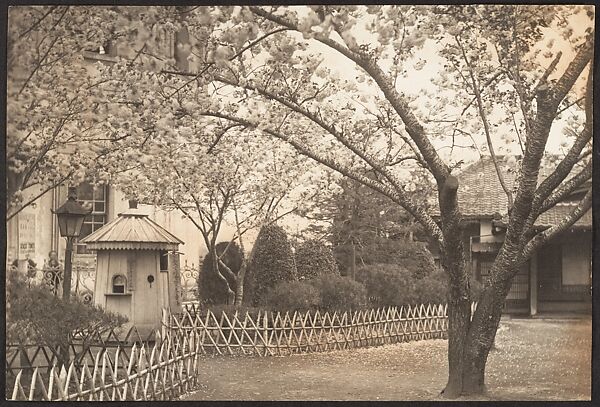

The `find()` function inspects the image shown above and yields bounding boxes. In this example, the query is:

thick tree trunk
[460,285,507,394]
[437,175,526,398]
[438,175,473,398]
[443,261,517,397]
[460,245,521,394]
[440,238,471,398]
[444,294,472,397]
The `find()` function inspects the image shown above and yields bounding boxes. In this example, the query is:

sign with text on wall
[18,213,36,258]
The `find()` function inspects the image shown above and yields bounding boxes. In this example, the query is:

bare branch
[18,6,58,39]
[532,68,592,208]
[538,160,591,214]
[164,28,290,98]
[17,6,69,96]
[521,188,591,260]
[207,123,245,153]
[456,35,513,207]
[7,171,73,221]
[196,109,445,244]
[213,74,412,203]
[557,96,585,115]
[530,51,562,100]
[550,35,593,106]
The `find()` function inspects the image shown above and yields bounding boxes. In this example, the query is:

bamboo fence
[6,325,159,379]
[8,330,200,401]
[169,302,474,356]
[8,302,476,400]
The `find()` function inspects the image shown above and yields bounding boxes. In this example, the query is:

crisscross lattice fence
[8,302,475,400]
[169,303,470,356]
[8,329,201,401]
[6,325,159,380]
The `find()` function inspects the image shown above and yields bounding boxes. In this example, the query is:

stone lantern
[80,200,184,334]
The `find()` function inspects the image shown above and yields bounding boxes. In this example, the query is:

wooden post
[263,313,269,355]
[351,241,356,280]
[161,308,169,343]
[530,253,538,316]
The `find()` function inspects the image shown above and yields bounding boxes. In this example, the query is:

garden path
[182,318,591,401]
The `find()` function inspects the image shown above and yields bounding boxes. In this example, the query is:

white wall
[479,220,504,243]
[6,184,55,273]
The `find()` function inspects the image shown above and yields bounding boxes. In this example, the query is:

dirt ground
[182,317,591,401]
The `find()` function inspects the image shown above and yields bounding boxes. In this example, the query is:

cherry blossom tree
[6,6,143,219]
[123,5,590,396]
[11,5,591,398]
[6,5,317,306]
[108,118,309,305]
[97,57,313,305]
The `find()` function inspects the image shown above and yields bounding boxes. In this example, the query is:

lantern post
[52,187,91,301]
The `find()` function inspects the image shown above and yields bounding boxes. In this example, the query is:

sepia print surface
[5,4,593,401]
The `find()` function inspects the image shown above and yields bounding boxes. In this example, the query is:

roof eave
[84,242,181,251]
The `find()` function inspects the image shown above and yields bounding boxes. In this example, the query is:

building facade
[434,156,592,315]
[6,182,214,300]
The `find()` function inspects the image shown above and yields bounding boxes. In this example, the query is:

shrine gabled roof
[80,207,184,251]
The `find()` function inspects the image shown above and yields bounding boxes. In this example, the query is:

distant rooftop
[433,155,591,229]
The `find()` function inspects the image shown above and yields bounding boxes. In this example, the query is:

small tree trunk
[234,274,245,306]
[227,290,235,306]
[234,252,248,307]
[234,239,259,307]
[211,248,234,305]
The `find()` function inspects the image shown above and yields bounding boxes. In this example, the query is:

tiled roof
[455,156,519,217]
[433,155,591,228]
[534,202,592,228]
[80,207,184,250]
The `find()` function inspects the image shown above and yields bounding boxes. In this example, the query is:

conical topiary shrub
[245,224,297,306]
[295,239,340,280]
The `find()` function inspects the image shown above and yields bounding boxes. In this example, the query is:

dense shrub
[266,281,321,312]
[245,224,297,306]
[356,264,450,307]
[334,237,437,278]
[413,269,449,305]
[295,239,340,280]
[308,275,367,311]
[198,241,244,305]
[356,264,417,307]
[6,269,127,348]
